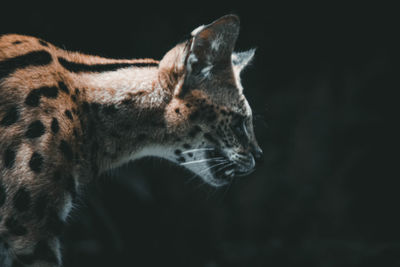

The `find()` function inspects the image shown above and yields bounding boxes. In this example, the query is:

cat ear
[185,14,240,80]
[232,49,256,72]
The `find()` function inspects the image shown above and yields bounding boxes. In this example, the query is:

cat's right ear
[159,15,240,97]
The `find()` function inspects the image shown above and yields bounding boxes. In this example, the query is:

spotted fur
[0,15,262,266]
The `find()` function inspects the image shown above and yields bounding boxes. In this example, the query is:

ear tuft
[232,49,256,71]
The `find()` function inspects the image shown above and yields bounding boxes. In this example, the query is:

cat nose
[251,146,264,164]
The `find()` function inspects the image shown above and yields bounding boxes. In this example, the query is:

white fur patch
[232,49,256,71]
[200,65,213,78]
[60,194,73,221]
[191,25,205,36]
[211,35,224,52]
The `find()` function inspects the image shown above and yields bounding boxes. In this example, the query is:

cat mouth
[206,148,255,184]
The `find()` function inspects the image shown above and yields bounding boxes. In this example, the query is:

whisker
[198,161,230,174]
[213,162,235,174]
[180,157,225,166]
[184,160,229,185]
[181,148,215,154]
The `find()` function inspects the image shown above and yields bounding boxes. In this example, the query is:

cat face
[160,15,263,186]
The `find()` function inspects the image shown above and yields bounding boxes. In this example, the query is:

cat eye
[232,119,249,145]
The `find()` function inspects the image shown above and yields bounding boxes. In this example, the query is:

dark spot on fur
[75,88,80,95]
[59,140,73,161]
[34,194,49,220]
[5,217,27,236]
[29,152,43,173]
[174,149,182,155]
[51,118,59,134]
[177,156,186,163]
[39,40,48,47]
[25,89,41,107]
[64,110,72,121]
[13,187,31,212]
[1,106,19,126]
[12,40,22,45]
[40,86,58,98]
[26,120,45,138]
[73,128,79,138]
[183,144,191,149]
[58,81,70,94]
[25,86,58,107]
[188,125,202,137]
[185,103,192,108]
[71,94,77,102]
[0,181,6,207]
[82,101,90,113]
[0,50,52,81]
[188,153,193,157]
[175,108,180,114]
[4,146,16,169]
[189,110,200,121]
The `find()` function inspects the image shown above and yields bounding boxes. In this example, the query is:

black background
[1,2,398,267]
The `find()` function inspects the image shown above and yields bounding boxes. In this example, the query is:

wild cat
[0,14,262,266]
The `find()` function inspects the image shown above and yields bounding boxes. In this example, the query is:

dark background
[1,2,398,267]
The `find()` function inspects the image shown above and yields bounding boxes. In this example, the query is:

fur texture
[0,14,262,266]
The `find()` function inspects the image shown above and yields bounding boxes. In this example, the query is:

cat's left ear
[186,14,240,79]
